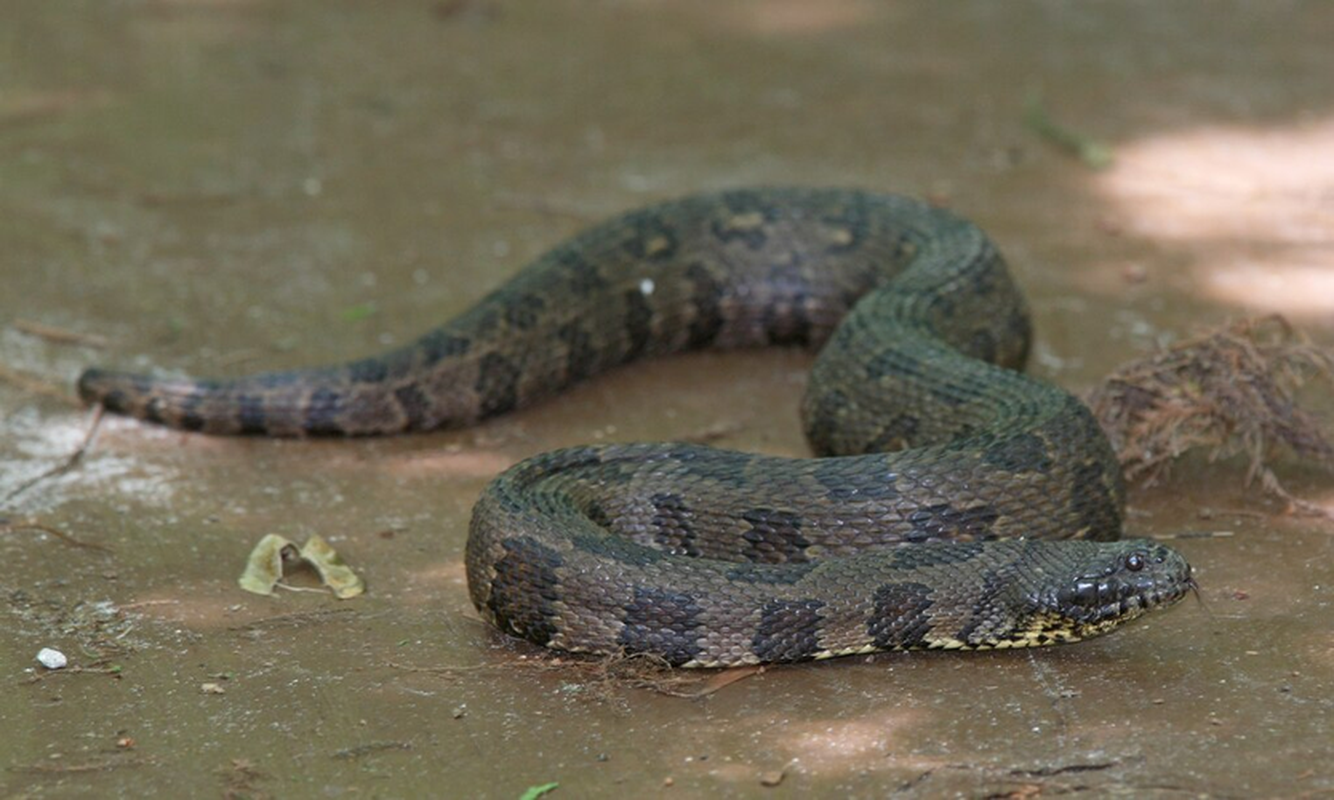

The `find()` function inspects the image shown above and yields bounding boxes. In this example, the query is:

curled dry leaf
[238,533,365,599]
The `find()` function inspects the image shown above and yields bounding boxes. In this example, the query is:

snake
[78,187,1193,667]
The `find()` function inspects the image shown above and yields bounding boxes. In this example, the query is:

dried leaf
[238,534,364,599]
[300,534,365,599]
[237,534,297,596]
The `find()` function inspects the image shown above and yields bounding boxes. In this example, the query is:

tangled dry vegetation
[1087,315,1334,513]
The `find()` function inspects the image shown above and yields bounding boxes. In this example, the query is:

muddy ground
[2,2,1332,798]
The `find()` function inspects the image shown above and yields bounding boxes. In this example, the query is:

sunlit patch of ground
[1097,117,1334,318]
[1299,487,1334,517]
[0,89,113,126]
[376,449,517,479]
[609,705,941,788]
[718,0,880,36]
[769,709,928,771]
[0,411,179,514]
[643,0,883,37]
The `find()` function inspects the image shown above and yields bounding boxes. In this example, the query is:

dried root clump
[1086,315,1334,510]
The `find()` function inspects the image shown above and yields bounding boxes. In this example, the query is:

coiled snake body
[80,188,1191,667]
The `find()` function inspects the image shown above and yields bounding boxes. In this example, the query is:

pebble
[36,648,68,670]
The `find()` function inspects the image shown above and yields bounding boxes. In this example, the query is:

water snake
[78,187,1192,667]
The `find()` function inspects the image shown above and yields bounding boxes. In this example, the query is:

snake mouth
[1052,543,1194,630]
[1076,578,1192,627]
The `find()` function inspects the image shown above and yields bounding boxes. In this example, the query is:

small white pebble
[639,278,655,296]
[37,648,68,670]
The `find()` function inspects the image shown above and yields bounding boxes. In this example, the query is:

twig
[11,319,109,349]
[1196,507,1271,520]
[1259,467,1334,520]
[331,741,413,761]
[226,607,358,632]
[385,661,492,674]
[645,664,764,698]
[212,348,263,368]
[7,756,149,774]
[1,405,104,507]
[1149,530,1235,541]
[273,582,334,595]
[681,420,745,444]
[19,664,125,684]
[118,599,181,610]
[1024,91,1114,169]
[0,519,112,553]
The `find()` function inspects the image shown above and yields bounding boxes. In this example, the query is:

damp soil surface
[3,2,1333,798]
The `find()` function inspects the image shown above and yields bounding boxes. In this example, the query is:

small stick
[385,661,491,674]
[19,664,124,684]
[651,664,764,698]
[0,519,112,553]
[1149,530,1235,541]
[11,319,109,348]
[1,405,104,506]
[7,756,148,774]
[1024,91,1114,169]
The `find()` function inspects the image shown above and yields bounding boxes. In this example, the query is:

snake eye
[1125,552,1146,572]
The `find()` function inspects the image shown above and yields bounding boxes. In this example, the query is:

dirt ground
[3,2,1333,798]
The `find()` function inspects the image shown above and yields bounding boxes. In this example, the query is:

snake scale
[79,187,1192,667]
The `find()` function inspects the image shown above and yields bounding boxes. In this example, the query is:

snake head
[1038,539,1193,640]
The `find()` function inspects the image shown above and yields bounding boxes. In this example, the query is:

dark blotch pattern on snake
[79,187,1193,667]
